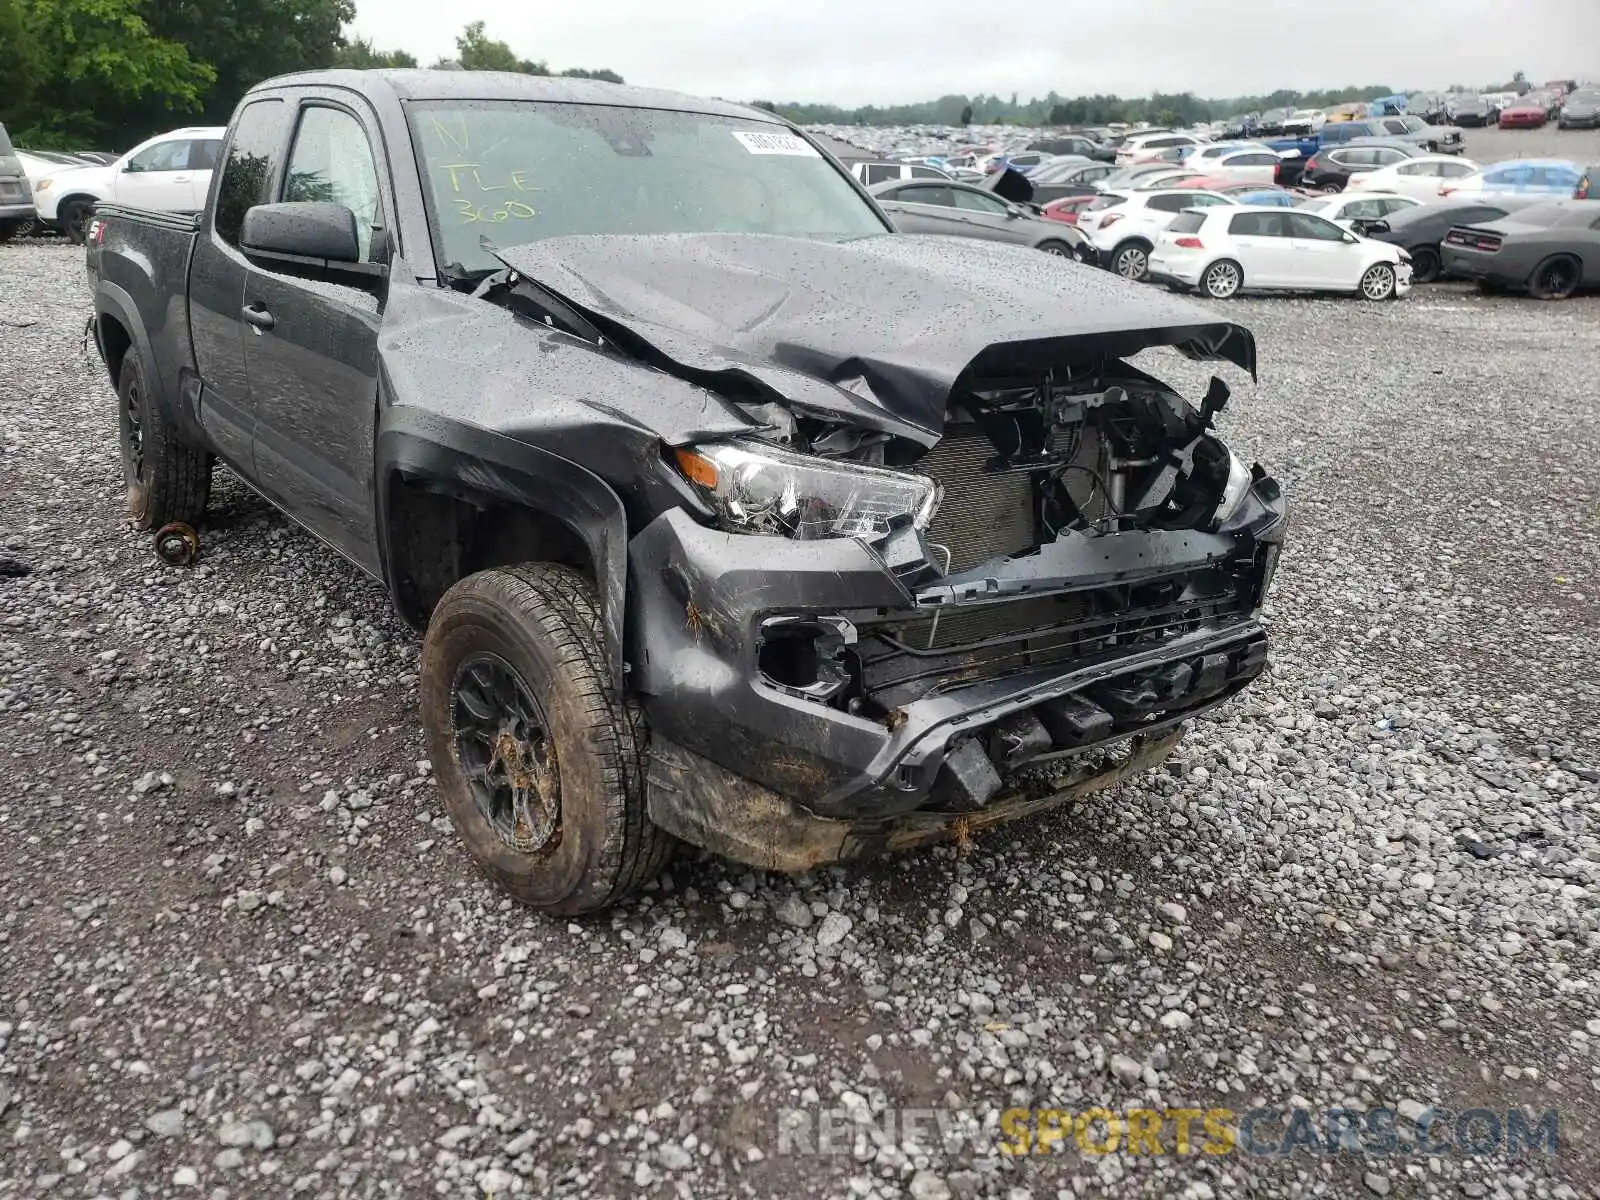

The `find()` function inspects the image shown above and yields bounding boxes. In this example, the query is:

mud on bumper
[627,486,1284,868]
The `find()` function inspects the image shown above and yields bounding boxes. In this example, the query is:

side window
[1234,153,1276,165]
[952,188,1006,213]
[909,166,944,180]
[1374,149,1407,166]
[901,185,956,207]
[864,164,897,185]
[1189,194,1232,207]
[1439,161,1474,178]
[1229,212,1281,236]
[1146,194,1187,212]
[125,139,190,173]
[1289,212,1348,241]
[1342,199,1381,219]
[214,99,292,247]
[283,105,383,262]
[1488,166,1531,186]
[1382,119,1407,134]
[189,139,223,171]
[1395,162,1424,176]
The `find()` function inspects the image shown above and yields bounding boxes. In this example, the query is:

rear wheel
[420,564,675,914]
[118,352,212,531]
[1111,240,1151,281]
[1358,262,1398,301]
[1201,259,1243,299]
[1037,239,1073,257]
[1319,182,1342,194]
[1527,254,1580,301]
[1409,245,1441,284]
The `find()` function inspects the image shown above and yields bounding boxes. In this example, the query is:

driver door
[242,98,391,572]
[950,187,1028,242]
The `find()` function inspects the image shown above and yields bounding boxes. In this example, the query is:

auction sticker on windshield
[731,130,820,156]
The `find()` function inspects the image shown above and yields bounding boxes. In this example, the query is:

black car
[1450,98,1495,127]
[87,69,1283,912]
[1300,143,1416,192]
[1027,158,1117,201]
[1364,197,1545,282]
[1028,134,1115,162]
[1558,91,1600,130]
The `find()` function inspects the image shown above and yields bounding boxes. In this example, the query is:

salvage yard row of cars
[840,114,1599,300]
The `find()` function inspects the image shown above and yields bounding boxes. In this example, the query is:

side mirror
[1366,219,1391,235]
[242,201,361,263]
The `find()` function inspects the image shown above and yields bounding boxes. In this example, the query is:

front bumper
[1558,115,1599,129]
[629,482,1286,865]
[0,202,35,221]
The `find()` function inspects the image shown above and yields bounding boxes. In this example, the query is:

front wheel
[1527,254,1580,301]
[1201,259,1243,299]
[1319,182,1342,194]
[1409,245,1441,284]
[1037,239,1073,257]
[1358,262,1398,301]
[420,564,676,915]
[1111,241,1151,281]
[118,351,212,531]
[59,200,93,245]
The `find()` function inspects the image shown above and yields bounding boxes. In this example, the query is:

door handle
[241,303,275,332]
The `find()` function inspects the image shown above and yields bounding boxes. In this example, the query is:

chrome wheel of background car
[1528,255,1580,301]
[452,652,562,855]
[1203,260,1242,299]
[1409,247,1441,285]
[1113,245,1149,281]
[1359,263,1397,301]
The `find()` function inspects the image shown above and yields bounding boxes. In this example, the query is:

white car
[1076,188,1237,280]
[1344,155,1480,201]
[1285,109,1327,133]
[33,126,224,242]
[1115,132,1206,164]
[1149,205,1412,300]
[1293,192,1421,231]
[1200,149,1284,186]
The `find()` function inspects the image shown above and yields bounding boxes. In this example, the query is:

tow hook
[154,522,200,567]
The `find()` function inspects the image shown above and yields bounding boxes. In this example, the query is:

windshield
[407,101,887,274]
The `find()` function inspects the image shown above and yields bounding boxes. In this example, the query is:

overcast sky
[350,1,1599,108]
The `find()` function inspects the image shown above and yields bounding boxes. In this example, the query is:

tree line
[0,3,623,150]
[755,72,1542,129]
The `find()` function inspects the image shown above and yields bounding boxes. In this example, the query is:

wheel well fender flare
[94,284,164,401]
[377,410,630,689]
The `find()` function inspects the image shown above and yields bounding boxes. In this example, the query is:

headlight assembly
[674,439,941,541]
[1211,450,1254,529]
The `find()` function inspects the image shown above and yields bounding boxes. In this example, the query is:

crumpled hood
[495,232,1255,442]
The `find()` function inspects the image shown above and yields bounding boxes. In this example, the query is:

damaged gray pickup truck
[87,70,1286,914]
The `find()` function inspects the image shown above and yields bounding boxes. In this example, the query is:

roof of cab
[250,69,783,126]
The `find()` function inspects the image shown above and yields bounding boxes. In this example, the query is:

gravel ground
[0,242,1597,1200]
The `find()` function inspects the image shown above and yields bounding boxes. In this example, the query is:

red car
[1040,195,1097,225]
[1499,101,1548,128]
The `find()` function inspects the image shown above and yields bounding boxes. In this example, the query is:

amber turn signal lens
[674,446,719,489]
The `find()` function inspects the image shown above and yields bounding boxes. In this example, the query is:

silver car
[868,179,1086,257]
[0,122,37,242]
